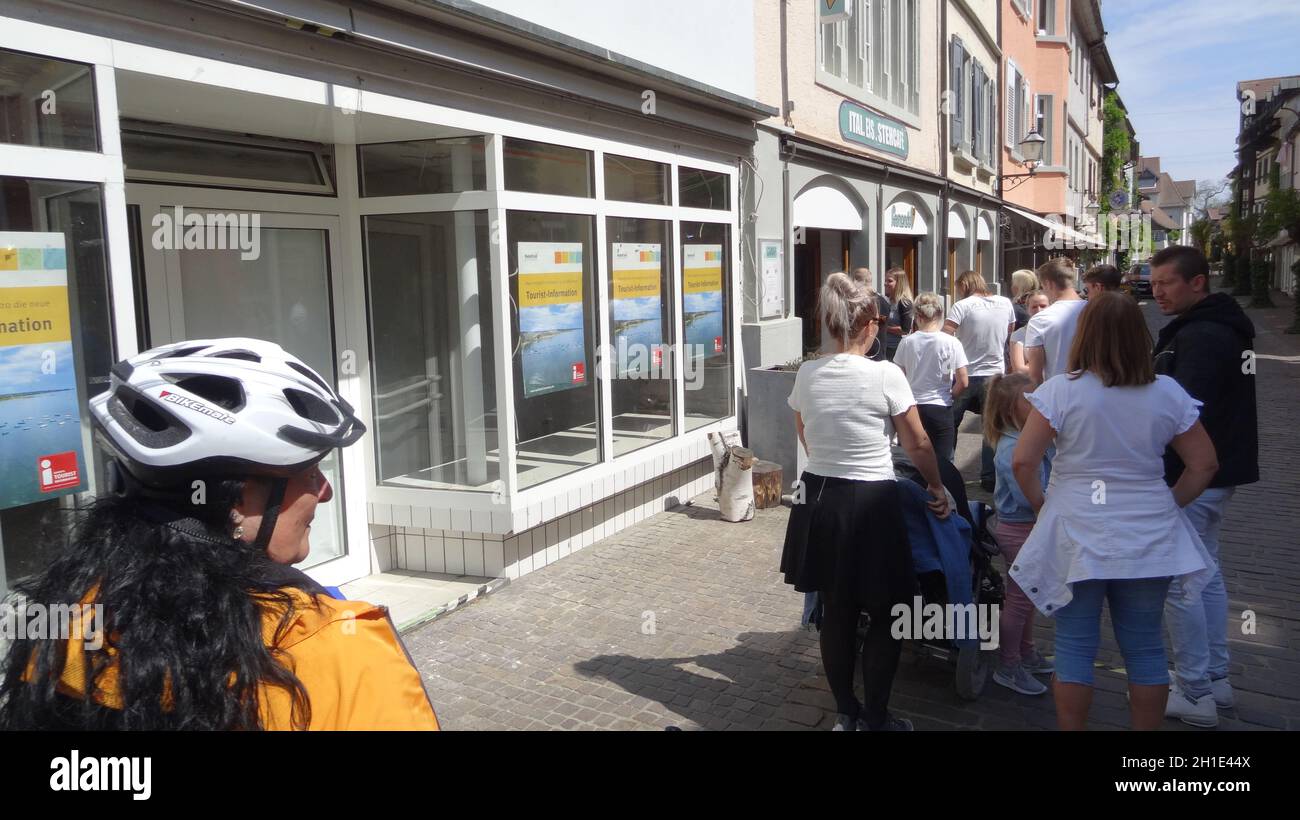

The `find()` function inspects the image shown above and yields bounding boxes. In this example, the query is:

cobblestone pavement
[406,288,1300,730]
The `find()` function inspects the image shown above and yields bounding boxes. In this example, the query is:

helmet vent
[163,374,246,412]
[211,350,262,363]
[287,361,331,392]
[159,345,208,359]
[284,388,340,425]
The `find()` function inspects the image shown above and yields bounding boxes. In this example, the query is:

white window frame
[1036,0,1055,35]
[816,0,921,128]
[1035,94,1053,166]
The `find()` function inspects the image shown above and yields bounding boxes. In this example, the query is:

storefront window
[678,166,730,210]
[358,137,486,196]
[363,211,498,491]
[122,130,331,193]
[680,222,733,429]
[504,138,593,197]
[606,217,674,455]
[0,48,98,152]
[508,211,600,488]
[604,154,670,205]
[0,177,112,594]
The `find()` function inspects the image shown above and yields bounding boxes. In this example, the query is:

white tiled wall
[372,456,715,581]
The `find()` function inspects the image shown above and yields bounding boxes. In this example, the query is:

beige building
[745,0,947,377]
[943,0,1001,292]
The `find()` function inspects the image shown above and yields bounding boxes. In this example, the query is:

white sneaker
[1211,677,1235,710]
[1165,684,1219,728]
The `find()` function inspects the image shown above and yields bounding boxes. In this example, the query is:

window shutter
[1005,62,1018,148]
[950,38,964,150]
[974,64,985,162]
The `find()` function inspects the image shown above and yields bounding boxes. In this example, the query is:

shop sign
[885,202,928,236]
[0,232,88,511]
[838,100,908,159]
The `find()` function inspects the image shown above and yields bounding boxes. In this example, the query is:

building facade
[1235,75,1300,294]
[0,0,772,595]
[999,0,1115,275]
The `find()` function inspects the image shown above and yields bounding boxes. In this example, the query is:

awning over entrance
[792,184,863,231]
[885,201,927,235]
[977,214,992,241]
[1004,206,1103,250]
[947,209,966,239]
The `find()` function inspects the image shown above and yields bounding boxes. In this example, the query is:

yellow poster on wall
[0,231,88,511]
[682,244,724,357]
[517,241,587,397]
[610,243,662,376]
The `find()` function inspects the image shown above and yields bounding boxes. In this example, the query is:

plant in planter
[746,352,822,491]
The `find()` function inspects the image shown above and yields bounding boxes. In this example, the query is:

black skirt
[780,473,915,611]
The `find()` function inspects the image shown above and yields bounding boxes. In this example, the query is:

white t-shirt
[1024,298,1087,381]
[787,354,915,481]
[893,329,969,407]
[946,294,1016,377]
[1009,326,1027,347]
[1026,372,1202,484]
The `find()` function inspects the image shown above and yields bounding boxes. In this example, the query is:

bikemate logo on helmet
[89,338,365,489]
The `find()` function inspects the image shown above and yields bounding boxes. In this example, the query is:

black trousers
[916,402,956,463]
[819,588,902,728]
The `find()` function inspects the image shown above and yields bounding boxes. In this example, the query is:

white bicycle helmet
[90,337,365,490]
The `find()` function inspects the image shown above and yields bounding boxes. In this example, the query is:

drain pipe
[939,2,951,301]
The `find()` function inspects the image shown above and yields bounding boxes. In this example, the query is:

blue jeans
[1165,487,1234,699]
[1053,577,1172,686]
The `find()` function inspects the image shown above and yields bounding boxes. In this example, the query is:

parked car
[1125,263,1152,297]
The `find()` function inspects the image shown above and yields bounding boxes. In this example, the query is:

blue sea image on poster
[612,296,661,377]
[520,301,586,397]
[0,342,87,510]
[683,290,723,355]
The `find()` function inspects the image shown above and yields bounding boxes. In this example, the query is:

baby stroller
[879,449,1006,700]
[799,453,1006,700]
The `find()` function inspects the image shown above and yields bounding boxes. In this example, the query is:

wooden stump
[752,460,783,509]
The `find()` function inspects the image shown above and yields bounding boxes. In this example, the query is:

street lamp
[1084,197,1101,216]
[1019,129,1046,165]
[1003,130,1047,190]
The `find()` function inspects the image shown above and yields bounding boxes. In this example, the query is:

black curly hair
[0,477,318,730]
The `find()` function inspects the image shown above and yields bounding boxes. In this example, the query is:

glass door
[132,204,366,581]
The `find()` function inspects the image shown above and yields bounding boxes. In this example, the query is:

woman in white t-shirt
[1008,290,1050,375]
[1010,292,1219,730]
[782,272,949,732]
[892,292,969,462]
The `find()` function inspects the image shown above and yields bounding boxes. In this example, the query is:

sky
[1104,0,1300,195]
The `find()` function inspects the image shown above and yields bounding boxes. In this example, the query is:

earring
[233,525,245,539]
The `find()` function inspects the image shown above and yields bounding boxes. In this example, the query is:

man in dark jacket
[1151,245,1259,729]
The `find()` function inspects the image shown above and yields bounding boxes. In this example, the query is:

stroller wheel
[955,643,990,701]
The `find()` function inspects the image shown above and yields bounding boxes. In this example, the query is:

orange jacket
[46,588,440,730]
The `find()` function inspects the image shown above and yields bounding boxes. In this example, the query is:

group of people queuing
[783,246,1258,730]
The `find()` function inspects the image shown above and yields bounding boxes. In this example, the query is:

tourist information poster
[610,242,663,377]
[517,242,587,397]
[682,244,724,358]
[0,231,87,510]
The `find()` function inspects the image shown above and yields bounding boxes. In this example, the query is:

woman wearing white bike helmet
[0,338,439,730]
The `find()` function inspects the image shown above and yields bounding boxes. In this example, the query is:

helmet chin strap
[252,478,290,551]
